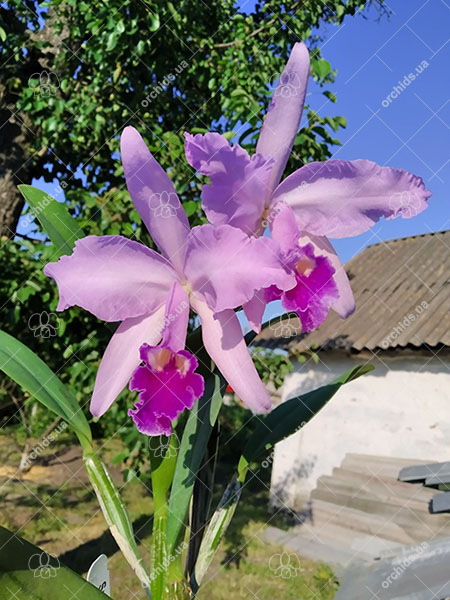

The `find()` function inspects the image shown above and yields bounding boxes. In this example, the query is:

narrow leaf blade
[83,452,150,590]
[0,329,92,446]
[165,372,225,556]
[147,434,178,598]
[191,477,241,592]
[192,364,374,585]
[18,184,85,258]
[0,525,109,598]
[240,363,374,473]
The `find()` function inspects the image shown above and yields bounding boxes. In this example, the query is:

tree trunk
[0,6,66,237]
[0,169,25,238]
[0,108,33,237]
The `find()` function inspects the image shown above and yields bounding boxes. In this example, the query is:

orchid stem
[149,434,180,600]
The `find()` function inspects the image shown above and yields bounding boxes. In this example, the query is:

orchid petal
[90,305,166,417]
[184,224,295,313]
[256,42,310,196]
[300,232,355,319]
[184,132,273,235]
[243,290,266,334]
[129,345,204,436]
[161,281,190,352]
[269,201,300,254]
[272,159,431,238]
[121,126,190,273]
[269,205,339,332]
[192,298,272,413]
[44,235,176,322]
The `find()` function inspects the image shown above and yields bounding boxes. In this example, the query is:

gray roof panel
[256,230,450,352]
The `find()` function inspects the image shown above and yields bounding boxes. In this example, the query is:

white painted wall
[270,352,450,510]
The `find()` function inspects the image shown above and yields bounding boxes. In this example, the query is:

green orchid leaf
[0,330,147,589]
[190,477,241,592]
[0,525,110,598]
[18,185,85,258]
[238,363,374,479]
[149,434,179,498]
[192,364,374,586]
[165,371,226,556]
[83,452,150,591]
[0,329,92,448]
[148,434,179,599]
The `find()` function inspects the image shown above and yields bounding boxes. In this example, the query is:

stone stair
[263,453,450,571]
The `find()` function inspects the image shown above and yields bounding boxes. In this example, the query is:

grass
[103,514,338,600]
[0,433,338,599]
[197,523,338,600]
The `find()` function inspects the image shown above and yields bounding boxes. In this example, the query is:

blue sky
[297,0,449,262]
[28,0,449,266]
[238,0,450,324]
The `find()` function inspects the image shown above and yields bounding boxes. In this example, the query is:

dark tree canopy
[0,0,386,236]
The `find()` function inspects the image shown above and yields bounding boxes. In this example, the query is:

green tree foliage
[1,0,386,233]
[0,0,387,458]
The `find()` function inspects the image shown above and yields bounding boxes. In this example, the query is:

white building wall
[270,353,450,510]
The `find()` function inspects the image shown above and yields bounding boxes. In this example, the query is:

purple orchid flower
[265,202,340,333]
[44,127,296,434]
[129,344,205,436]
[184,42,431,332]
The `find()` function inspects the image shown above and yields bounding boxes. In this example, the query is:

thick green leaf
[190,477,241,592]
[238,363,374,478]
[0,330,92,448]
[150,516,166,600]
[148,434,179,599]
[192,364,374,585]
[149,434,178,497]
[18,185,85,258]
[165,372,226,556]
[185,427,218,580]
[0,525,109,599]
[83,452,150,591]
[0,332,147,588]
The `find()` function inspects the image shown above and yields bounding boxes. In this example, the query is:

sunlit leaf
[0,525,109,598]
[18,185,85,259]
[165,372,226,556]
[238,363,374,478]
[0,329,92,448]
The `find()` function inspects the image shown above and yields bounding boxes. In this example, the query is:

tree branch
[214,1,301,48]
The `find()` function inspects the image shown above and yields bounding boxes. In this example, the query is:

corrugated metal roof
[256,230,450,352]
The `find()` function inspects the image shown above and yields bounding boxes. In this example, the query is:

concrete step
[291,520,402,560]
[261,525,362,574]
[310,488,450,541]
[312,480,431,514]
[341,454,431,480]
[307,499,416,545]
[335,537,450,600]
[330,467,436,503]
[316,474,434,508]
